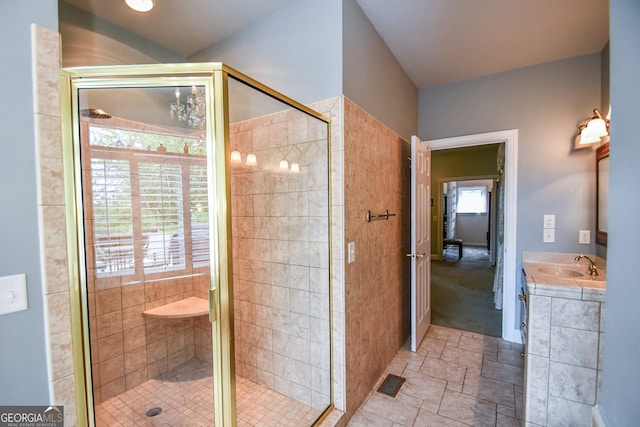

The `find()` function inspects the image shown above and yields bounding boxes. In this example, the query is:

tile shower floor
[347,325,524,427]
[94,359,321,426]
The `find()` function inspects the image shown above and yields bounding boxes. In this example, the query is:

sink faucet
[575,255,599,277]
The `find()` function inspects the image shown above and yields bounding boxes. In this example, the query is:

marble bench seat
[142,296,209,319]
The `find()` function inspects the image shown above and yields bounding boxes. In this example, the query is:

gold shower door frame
[61,65,233,426]
[61,63,332,426]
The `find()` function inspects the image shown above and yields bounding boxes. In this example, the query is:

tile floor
[94,359,321,426]
[95,325,523,427]
[347,325,524,427]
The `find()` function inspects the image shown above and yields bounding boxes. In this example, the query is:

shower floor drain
[146,407,163,417]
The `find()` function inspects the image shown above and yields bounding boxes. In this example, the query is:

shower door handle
[208,288,217,322]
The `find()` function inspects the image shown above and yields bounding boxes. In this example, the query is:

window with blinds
[87,125,210,279]
[91,158,135,277]
[189,165,210,266]
[140,163,186,273]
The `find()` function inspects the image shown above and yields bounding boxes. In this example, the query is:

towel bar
[367,210,396,222]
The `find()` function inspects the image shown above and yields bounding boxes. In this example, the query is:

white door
[409,135,431,352]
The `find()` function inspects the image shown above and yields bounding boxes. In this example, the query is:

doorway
[433,177,501,336]
[426,130,519,342]
[61,64,333,426]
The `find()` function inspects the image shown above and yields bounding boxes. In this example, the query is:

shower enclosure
[61,64,332,426]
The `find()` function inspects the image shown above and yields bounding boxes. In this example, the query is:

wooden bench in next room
[443,238,463,260]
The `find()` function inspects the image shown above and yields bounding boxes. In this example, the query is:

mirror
[596,141,609,246]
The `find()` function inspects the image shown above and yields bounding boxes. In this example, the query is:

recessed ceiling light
[125,0,154,12]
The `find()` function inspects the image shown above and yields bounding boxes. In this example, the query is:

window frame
[84,123,210,286]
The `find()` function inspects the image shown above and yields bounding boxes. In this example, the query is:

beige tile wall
[229,105,332,411]
[89,274,206,403]
[342,97,411,420]
[32,24,79,427]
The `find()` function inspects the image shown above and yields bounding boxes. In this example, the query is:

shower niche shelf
[142,296,209,319]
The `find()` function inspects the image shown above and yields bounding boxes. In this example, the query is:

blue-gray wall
[189,0,343,106]
[0,0,57,404]
[598,0,640,424]
[60,0,417,141]
[58,2,184,67]
[342,0,418,140]
[420,54,602,330]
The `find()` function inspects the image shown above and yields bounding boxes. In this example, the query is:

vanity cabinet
[522,253,606,427]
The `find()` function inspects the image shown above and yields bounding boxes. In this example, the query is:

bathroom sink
[537,267,584,278]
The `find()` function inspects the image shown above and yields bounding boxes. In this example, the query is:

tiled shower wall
[343,97,412,419]
[229,106,332,411]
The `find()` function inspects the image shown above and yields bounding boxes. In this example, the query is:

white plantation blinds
[139,163,186,272]
[87,125,209,279]
[91,159,135,276]
[189,165,210,266]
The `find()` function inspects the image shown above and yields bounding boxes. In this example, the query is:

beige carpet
[431,246,502,337]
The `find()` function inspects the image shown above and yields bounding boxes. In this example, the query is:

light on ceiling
[125,0,154,12]
[575,108,610,148]
[290,162,300,173]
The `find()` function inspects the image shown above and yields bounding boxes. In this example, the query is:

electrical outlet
[579,230,590,244]
[543,214,555,229]
[543,229,555,243]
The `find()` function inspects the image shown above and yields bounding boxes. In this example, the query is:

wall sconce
[245,153,257,166]
[230,150,242,163]
[230,150,258,166]
[575,108,610,149]
[279,159,289,170]
[290,162,300,173]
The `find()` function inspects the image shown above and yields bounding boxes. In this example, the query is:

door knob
[405,252,426,258]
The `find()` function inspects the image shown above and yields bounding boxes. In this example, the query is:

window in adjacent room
[457,186,487,214]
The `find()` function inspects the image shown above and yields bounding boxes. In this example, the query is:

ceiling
[61,0,609,89]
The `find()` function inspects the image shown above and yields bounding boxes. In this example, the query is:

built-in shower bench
[142,296,209,319]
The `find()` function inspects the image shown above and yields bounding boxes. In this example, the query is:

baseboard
[593,405,606,427]
[503,327,523,344]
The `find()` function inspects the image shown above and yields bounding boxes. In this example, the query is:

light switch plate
[543,229,555,243]
[0,274,28,315]
[543,214,555,229]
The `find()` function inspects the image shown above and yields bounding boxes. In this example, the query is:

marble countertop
[522,251,606,302]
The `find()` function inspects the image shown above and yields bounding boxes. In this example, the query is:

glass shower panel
[76,85,216,426]
[227,77,332,425]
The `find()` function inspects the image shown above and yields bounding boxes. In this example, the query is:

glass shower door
[66,74,228,425]
[226,76,333,426]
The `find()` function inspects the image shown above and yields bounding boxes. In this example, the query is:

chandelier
[169,86,206,129]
